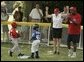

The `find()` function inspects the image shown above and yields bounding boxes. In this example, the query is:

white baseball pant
[31,40,40,53]
[10,38,20,53]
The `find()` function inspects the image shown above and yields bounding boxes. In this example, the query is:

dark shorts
[67,34,80,43]
[52,28,62,38]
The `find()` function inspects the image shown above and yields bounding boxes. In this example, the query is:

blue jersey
[31,30,40,40]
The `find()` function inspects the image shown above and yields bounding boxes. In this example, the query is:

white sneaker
[68,53,71,57]
[68,52,72,57]
[71,52,76,58]
[68,49,72,57]
[8,49,11,54]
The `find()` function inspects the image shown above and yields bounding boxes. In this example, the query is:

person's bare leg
[57,38,61,54]
[53,38,57,54]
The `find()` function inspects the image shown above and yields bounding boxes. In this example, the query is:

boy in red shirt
[8,22,24,57]
[67,6,81,58]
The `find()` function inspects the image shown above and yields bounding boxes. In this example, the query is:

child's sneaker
[28,53,34,59]
[71,52,76,58]
[35,51,40,58]
[9,51,13,57]
[18,53,24,56]
[68,49,72,57]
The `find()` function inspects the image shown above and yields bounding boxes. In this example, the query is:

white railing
[1,21,83,50]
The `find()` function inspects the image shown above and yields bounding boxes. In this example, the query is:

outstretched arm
[45,6,52,18]
[61,6,70,23]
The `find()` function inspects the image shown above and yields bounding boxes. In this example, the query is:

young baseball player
[29,24,41,59]
[8,22,24,57]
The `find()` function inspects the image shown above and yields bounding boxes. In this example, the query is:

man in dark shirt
[13,6,23,22]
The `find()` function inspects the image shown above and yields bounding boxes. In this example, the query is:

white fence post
[47,26,50,46]
[29,26,32,44]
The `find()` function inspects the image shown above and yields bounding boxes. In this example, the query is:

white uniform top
[32,30,40,40]
[51,13,63,28]
[29,8,43,20]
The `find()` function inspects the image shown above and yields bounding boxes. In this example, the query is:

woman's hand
[45,6,49,11]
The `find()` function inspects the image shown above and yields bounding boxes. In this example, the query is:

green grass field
[1,42,83,61]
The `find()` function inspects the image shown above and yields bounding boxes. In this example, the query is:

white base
[18,55,30,59]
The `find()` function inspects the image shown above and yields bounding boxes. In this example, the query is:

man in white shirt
[29,3,43,22]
